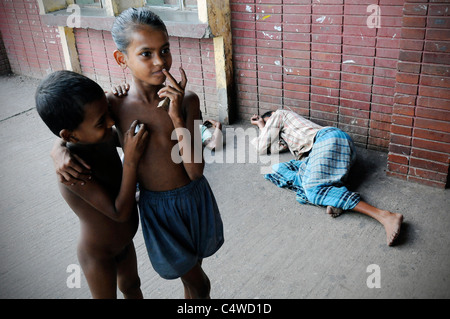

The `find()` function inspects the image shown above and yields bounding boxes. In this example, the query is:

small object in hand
[134,123,142,135]
[157,97,170,109]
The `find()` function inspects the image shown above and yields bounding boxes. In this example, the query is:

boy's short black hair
[35,70,105,136]
[112,7,168,53]
[261,111,274,120]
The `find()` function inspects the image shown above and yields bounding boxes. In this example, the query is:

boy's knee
[118,276,141,296]
[183,277,210,299]
[181,267,211,299]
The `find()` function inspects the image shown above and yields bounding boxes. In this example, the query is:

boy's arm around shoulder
[63,121,148,222]
[51,138,92,185]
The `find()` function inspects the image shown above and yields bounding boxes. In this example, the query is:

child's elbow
[112,210,134,223]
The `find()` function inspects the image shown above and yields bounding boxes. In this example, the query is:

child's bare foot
[326,206,343,218]
[383,212,403,246]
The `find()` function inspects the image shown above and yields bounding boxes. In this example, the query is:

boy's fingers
[162,69,183,93]
[119,83,129,95]
[136,123,147,137]
[110,83,129,96]
[59,169,87,185]
[61,161,85,176]
[129,120,146,136]
[142,130,149,141]
[72,153,91,170]
[129,119,138,131]
[66,167,89,181]
[179,67,187,90]
[57,173,69,184]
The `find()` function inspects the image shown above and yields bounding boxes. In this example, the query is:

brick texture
[0,0,218,118]
[387,0,450,188]
[1,0,449,188]
[231,0,450,188]
[232,0,404,151]
[0,0,65,78]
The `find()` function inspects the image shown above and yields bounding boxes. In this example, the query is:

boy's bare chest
[112,101,174,140]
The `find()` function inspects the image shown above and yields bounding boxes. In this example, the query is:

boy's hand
[123,120,149,167]
[50,140,91,185]
[158,67,187,120]
[250,114,261,125]
[250,114,266,130]
[110,83,130,96]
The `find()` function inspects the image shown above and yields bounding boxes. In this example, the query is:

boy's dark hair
[35,70,105,136]
[261,111,274,120]
[111,7,168,53]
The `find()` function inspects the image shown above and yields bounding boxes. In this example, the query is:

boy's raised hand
[122,120,149,167]
[158,67,187,120]
[110,82,130,97]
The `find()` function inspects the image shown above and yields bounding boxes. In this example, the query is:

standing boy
[51,8,224,299]
[36,70,148,298]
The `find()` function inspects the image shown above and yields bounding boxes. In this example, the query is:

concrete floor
[1,74,449,299]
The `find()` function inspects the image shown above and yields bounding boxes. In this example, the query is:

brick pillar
[388,0,450,188]
[0,31,11,75]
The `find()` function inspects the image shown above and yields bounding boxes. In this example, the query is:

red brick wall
[0,0,65,78]
[0,0,218,118]
[231,0,449,188]
[231,0,404,150]
[1,0,449,188]
[387,0,450,188]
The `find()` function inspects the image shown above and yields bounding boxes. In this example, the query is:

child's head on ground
[111,8,172,86]
[35,70,113,144]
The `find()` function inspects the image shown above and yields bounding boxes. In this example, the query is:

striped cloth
[264,127,361,211]
[252,110,323,159]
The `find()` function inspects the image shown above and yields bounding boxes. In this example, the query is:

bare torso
[60,137,139,256]
[107,90,193,192]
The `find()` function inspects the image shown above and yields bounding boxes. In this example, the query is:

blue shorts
[138,176,224,279]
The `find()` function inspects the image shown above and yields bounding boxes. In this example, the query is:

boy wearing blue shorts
[51,8,224,298]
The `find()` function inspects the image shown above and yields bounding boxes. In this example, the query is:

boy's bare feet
[383,212,404,246]
[326,206,343,218]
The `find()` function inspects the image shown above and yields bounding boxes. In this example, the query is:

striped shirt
[252,110,323,159]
